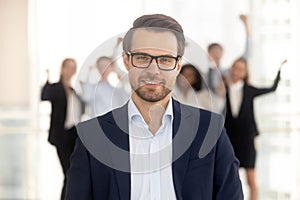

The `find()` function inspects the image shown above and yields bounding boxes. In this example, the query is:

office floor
[0,106,299,200]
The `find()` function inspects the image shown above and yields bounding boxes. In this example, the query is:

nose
[147,58,160,73]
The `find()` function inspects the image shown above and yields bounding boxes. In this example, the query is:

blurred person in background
[207,14,250,97]
[41,58,84,200]
[224,57,283,200]
[80,56,130,118]
[173,63,225,113]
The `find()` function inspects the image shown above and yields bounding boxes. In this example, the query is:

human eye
[135,54,150,62]
[159,57,173,64]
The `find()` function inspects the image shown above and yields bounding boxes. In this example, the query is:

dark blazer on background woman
[225,71,280,139]
[41,81,84,146]
[41,80,84,200]
[42,81,68,146]
[225,70,281,168]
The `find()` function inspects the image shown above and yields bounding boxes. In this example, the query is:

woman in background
[174,63,225,114]
[41,58,83,200]
[225,57,282,200]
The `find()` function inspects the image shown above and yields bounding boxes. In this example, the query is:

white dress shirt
[228,80,244,118]
[64,91,82,129]
[81,80,130,117]
[128,98,177,200]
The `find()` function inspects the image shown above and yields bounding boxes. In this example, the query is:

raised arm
[41,69,54,101]
[80,66,97,103]
[252,69,281,97]
[240,15,251,60]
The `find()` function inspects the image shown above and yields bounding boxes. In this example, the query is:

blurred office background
[1,0,300,199]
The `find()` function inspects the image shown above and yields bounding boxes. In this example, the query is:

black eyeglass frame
[126,51,181,71]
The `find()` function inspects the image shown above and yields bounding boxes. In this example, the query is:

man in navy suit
[66,14,243,199]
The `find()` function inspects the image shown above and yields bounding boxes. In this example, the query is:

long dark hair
[178,64,203,92]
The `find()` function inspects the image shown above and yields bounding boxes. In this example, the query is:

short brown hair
[96,56,112,66]
[207,43,223,52]
[123,14,185,56]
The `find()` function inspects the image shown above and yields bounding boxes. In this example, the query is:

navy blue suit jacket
[66,100,243,199]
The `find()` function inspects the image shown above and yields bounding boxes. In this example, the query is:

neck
[62,78,71,86]
[131,93,171,135]
[231,79,241,84]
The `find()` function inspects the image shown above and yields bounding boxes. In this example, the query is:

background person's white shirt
[128,98,177,200]
[228,80,244,118]
[64,90,82,129]
[81,80,130,118]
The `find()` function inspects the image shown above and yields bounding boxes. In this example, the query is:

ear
[122,52,130,71]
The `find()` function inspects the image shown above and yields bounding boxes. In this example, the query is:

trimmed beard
[134,86,171,102]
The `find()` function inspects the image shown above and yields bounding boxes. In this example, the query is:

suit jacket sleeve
[41,81,54,101]
[251,69,281,97]
[214,129,244,200]
[65,138,93,199]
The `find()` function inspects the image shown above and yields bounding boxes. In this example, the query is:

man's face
[97,59,114,80]
[123,29,182,102]
[208,46,223,66]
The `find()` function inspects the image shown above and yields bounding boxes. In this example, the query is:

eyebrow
[130,51,177,57]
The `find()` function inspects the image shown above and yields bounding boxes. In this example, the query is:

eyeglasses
[126,51,181,71]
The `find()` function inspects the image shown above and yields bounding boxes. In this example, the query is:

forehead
[131,29,178,55]
[232,61,246,70]
[209,46,222,53]
[64,60,76,67]
[98,59,111,66]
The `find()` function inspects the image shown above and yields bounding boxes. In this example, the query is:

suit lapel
[58,82,67,114]
[108,104,131,200]
[172,100,197,199]
[227,84,246,119]
[237,84,247,118]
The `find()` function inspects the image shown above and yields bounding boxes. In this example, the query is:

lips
[142,80,161,85]
[140,79,165,86]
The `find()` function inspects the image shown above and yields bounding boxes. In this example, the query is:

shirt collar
[128,97,174,124]
[229,80,244,90]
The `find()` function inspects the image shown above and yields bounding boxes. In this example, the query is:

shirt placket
[149,135,161,200]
